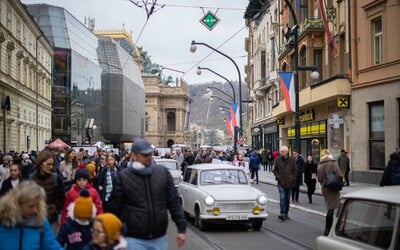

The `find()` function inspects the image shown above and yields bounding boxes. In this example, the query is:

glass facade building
[26,4,145,146]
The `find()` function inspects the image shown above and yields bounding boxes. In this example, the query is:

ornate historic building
[0,0,53,153]
[142,70,190,148]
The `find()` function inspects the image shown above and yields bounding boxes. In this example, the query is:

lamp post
[197,66,236,102]
[190,41,243,147]
[210,95,231,106]
[283,0,319,153]
[207,86,234,103]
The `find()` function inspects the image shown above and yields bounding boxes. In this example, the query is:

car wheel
[252,221,263,231]
[195,206,207,231]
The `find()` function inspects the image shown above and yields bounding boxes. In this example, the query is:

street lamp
[283,0,319,153]
[210,95,231,106]
[197,66,236,102]
[207,86,234,103]
[190,40,243,137]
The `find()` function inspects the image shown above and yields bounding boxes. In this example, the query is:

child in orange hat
[83,213,126,250]
[57,189,95,249]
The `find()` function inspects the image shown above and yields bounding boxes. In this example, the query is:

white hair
[280,145,289,152]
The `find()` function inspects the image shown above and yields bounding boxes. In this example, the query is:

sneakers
[278,214,285,221]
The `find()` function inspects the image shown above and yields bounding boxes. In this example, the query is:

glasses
[91,228,105,237]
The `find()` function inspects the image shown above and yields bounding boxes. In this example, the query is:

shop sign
[300,112,314,122]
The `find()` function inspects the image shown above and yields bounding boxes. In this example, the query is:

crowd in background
[0,143,398,248]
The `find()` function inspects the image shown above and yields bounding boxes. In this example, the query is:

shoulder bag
[324,163,343,191]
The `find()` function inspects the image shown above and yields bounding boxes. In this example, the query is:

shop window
[369,101,385,169]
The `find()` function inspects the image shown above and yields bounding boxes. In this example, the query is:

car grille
[215,202,256,212]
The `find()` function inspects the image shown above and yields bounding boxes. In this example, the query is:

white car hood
[199,185,260,200]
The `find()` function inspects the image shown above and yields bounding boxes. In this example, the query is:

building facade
[245,0,352,162]
[143,73,190,148]
[350,0,400,183]
[0,0,53,153]
[27,4,145,147]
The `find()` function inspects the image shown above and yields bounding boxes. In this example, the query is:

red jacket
[60,183,103,228]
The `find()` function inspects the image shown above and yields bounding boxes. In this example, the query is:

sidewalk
[257,170,378,195]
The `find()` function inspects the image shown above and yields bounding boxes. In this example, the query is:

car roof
[154,158,178,163]
[342,186,400,204]
[188,163,238,170]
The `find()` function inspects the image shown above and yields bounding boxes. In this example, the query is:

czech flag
[225,113,233,137]
[278,72,295,112]
[229,103,240,128]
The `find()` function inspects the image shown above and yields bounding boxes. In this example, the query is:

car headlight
[204,196,215,206]
[257,195,267,205]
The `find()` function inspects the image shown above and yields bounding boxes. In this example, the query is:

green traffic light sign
[200,11,220,31]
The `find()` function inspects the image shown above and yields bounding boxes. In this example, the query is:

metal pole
[191,41,243,136]
[283,0,301,153]
[199,66,236,102]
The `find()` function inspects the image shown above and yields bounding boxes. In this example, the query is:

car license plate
[226,215,249,220]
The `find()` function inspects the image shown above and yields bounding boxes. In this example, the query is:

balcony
[298,18,324,39]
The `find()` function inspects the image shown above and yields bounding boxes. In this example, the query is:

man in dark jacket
[273,145,297,221]
[107,138,187,249]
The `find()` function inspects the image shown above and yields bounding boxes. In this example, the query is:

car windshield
[200,169,248,185]
[157,161,179,170]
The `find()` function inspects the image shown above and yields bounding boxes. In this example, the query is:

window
[167,111,176,132]
[336,199,395,249]
[314,49,323,79]
[6,52,11,75]
[373,18,382,64]
[261,51,266,80]
[369,101,385,169]
[300,46,307,89]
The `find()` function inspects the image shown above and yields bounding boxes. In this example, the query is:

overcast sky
[21,0,249,85]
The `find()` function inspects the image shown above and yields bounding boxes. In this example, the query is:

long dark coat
[317,157,342,210]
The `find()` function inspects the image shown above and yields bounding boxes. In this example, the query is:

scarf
[105,169,114,202]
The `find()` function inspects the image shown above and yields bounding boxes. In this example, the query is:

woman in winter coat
[317,149,342,236]
[30,150,65,230]
[304,155,317,204]
[380,151,400,186]
[0,163,23,196]
[0,180,63,250]
[60,148,77,181]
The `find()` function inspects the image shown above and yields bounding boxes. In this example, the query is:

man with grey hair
[273,145,297,221]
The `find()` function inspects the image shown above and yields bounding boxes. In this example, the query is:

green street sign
[200,11,220,31]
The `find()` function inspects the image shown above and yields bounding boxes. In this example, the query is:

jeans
[267,160,274,172]
[278,184,291,215]
[251,168,259,184]
[126,235,167,250]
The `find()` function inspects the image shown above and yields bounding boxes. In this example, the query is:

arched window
[167,112,176,132]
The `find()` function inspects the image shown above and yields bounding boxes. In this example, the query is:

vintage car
[177,163,268,231]
[153,158,182,186]
[316,186,400,250]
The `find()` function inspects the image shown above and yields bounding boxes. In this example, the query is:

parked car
[178,163,268,231]
[316,186,400,250]
[153,158,182,186]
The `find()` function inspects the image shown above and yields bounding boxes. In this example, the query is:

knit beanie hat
[73,189,93,219]
[75,166,89,181]
[95,213,122,241]
[86,162,96,180]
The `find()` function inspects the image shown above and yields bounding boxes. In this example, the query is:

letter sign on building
[200,11,220,31]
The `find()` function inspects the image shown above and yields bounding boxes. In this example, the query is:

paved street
[166,170,379,249]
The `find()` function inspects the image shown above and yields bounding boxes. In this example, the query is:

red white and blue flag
[278,71,295,112]
[225,113,233,137]
[229,103,240,128]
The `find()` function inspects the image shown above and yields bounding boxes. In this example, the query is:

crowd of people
[0,141,399,248]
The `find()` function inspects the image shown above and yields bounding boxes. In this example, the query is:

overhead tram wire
[183,25,246,78]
